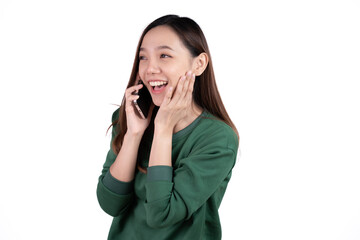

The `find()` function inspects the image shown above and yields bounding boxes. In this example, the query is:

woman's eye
[160,54,171,58]
[139,56,146,60]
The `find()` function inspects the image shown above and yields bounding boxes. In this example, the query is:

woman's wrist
[109,130,143,182]
[154,120,175,135]
[148,128,173,167]
[124,130,145,141]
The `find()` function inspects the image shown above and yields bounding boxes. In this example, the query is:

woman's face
[138,25,195,106]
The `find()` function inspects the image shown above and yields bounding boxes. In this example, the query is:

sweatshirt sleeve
[96,108,135,217]
[144,125,238,228]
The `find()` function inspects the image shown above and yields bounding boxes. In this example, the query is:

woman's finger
[185,73,196,100]
[125,95,139,113]
[182,72,193,98]
[127,94,140,102]
[163,86,173,106]
[125,84,143,111]
[125,83,143,98]
[175,71,193,106]
[169,75,186,105]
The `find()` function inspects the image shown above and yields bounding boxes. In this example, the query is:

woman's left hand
[154,71,196,133]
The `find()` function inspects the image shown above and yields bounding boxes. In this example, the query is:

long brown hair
[111,15,239,154]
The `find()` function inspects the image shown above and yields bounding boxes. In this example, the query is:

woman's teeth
[149,81,167,87]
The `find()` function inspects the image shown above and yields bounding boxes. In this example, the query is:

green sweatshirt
[97,108,239,240]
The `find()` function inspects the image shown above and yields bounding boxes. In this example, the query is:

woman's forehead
[140,26,186,52]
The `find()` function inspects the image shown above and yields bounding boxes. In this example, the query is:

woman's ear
[192,53,209,76]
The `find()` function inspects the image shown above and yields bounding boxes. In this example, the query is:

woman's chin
[151,96,164,107]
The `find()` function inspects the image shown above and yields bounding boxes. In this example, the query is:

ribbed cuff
[147,166,173,182]
[102,171,134,195]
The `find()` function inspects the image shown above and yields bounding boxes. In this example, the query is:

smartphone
[132,80,152,119]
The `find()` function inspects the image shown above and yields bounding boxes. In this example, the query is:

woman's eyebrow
[139,45,175,52]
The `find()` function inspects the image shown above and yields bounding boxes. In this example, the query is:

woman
[97,14,239,240]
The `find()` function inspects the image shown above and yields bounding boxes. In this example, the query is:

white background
[1,0,359,239]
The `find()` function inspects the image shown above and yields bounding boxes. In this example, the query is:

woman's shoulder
[192,111,239,151]
[111,107,121,123]
[199,111,236,134]
[109,107,121,137]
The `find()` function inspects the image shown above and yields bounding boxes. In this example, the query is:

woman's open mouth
[149,81,168,94]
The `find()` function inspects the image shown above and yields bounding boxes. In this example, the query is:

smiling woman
[138,25,201,106]
[96,14,239,240]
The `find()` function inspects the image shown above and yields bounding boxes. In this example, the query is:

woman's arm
[110,83,153,181]
[97,109,136,217]
[148,72,195,167]
[109,132,143,181]
[145,125,238,228]
[97,83,153,217]
[96,146,135,217]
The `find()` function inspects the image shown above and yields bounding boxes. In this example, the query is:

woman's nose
[146,59,160,75]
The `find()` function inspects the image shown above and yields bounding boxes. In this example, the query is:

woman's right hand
[124,83,153,136]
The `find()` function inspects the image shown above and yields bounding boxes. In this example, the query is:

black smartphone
[132,80,152,119]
